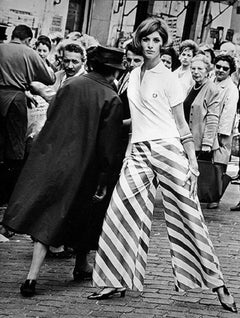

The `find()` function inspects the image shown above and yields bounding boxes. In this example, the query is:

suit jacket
[213,76,239,164]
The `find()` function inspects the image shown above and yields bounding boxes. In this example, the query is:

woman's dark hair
[35,35,51,51]
[179,39,199,56]
[198,43,215,64]
[160,46,180,71]
[12,24,33,40]
[215,54,236,74]
[133,16,169,52]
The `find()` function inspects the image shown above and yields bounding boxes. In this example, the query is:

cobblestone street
[0,176,240,318]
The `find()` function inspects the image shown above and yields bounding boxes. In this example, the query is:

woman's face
[36,43,50,61]
[191,60,208,85]
[161,54,172,69]
[214,60,231,82]
[179,48,193,67]
[141,31,162,61]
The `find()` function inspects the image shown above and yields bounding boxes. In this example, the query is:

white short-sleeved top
[127,61,185,143]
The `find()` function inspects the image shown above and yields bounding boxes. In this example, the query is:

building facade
[0,0,239,48]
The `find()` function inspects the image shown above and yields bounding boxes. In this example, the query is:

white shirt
[174,66,194,99]
[128,61,184,143]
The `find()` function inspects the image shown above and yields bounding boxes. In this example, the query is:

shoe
[87,287,126,300]
[231,173,240,181]
[206,202,219,209]
[20,279,36,297]
[231,179,240,185]
[73,268,93,281]
[213,285,238,313]
[230,202,240,211]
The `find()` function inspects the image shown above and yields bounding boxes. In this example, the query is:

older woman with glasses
[206,54,239,209]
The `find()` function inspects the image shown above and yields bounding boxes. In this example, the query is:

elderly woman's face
[191,60,208,85]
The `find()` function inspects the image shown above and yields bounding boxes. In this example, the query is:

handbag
[197,160,218,203]
[231,134,240,157]
[197,160,231,203]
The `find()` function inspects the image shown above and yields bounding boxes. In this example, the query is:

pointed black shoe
[20,279,36,297]
[88,288,126,300]
[213,285,238,313]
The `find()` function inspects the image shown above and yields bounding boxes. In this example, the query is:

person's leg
[20,241,48,297]
[92,142,157,293]
[27,241,48,280]
[73,250,92,281]
[206,163,227,209]
[4,92,27,202]
[152,138,236,312]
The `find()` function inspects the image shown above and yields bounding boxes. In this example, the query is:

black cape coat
[3,72,123,251]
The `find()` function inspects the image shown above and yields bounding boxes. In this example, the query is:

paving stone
[0,182,240,317]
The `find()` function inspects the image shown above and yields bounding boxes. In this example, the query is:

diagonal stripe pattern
[93,138,224,291]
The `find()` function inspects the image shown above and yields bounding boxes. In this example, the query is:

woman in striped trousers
[88,17,237,313]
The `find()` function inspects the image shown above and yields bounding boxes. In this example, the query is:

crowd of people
[0,17,239,314]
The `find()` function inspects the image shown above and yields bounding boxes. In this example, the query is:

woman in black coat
[3,45,125,297]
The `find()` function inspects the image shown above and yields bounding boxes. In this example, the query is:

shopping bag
[231,134,240,157]
[197,160,231,203]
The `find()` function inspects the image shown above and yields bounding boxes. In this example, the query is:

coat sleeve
[218,84,238,136]
[28,50,56,86]
[96,96,123,186]
[202,85,220,147]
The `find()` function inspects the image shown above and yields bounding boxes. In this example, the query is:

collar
[84,71,117,91]
[62,66,86,83]
[138,60,167,75]
[10,39,23,45]
[214,76,232,88]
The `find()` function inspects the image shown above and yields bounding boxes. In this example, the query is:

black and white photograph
[0,0,240,317]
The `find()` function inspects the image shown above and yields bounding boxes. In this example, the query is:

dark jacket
[3,71,123,250]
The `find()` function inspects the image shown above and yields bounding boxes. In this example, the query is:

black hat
[87,45,125,70]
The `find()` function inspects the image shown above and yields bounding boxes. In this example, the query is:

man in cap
[3,45,125,297]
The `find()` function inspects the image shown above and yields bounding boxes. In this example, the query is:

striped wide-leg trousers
[93,138,224,291]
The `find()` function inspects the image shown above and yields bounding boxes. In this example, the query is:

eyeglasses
[215,64,230,72]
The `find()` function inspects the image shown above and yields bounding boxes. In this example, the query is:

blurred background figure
[220,41,236,58]
[174,39,199,98]
[118,41,143,159]
[35,35,57,72]
[198,43,215,78]
[160,46,180,71]
[48,32,64,69]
